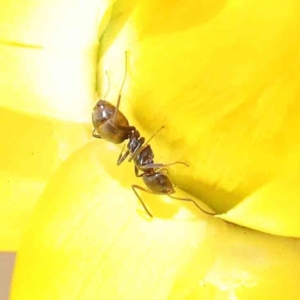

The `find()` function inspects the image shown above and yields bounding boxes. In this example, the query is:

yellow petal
[5,0,300,298]
[0,0,109,250]
[0,108,90,250]
[98,0,300,233]
[170,226,300,299]
[11,142,300,299]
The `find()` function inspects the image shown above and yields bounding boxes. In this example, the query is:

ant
[92,52,216,218]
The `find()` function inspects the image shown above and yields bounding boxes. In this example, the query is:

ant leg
[132,185,154,218]
[168,195,217,216]
[138,161,189,171]
[117,145,130,165]
[128,126,165,162]
[107,118,135,134]
[92,129,102,139]
[134,165,139,177]
[114,124,136,131]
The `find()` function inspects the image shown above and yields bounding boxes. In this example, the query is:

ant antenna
[102,70,110,99]
[112,51,128,123]
[129,126,165,162]
[118,51,128,98]
[142,125,164,149]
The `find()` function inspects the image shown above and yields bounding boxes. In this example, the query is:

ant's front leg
[114,124,136,132]
[92,129,102,139]
[138,161,189,171]
[117,144,130,165]
[107,118,135,134]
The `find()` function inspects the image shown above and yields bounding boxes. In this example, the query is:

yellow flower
[0,0,298,299]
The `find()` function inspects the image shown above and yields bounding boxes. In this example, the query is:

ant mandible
[92,52,216,218]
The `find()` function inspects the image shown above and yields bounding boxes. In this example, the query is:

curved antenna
[112,51,128,122]
[118,51,128,98]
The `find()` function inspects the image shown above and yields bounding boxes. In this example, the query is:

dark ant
[92,52,216,218]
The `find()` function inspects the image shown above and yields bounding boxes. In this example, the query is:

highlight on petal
[0,43,96,122]
[11,143,300,299]
[0,0,112,46]
[218,170,300,237]
[0,0,115,121]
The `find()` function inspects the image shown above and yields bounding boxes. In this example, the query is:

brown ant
[92,52,216,218]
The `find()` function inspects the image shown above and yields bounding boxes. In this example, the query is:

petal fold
[218,170,300,237]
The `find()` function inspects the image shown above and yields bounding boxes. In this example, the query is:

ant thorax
[134,145,154,169]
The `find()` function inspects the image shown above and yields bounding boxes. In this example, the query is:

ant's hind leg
[132,185,154,218]
[168,195,217,216]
